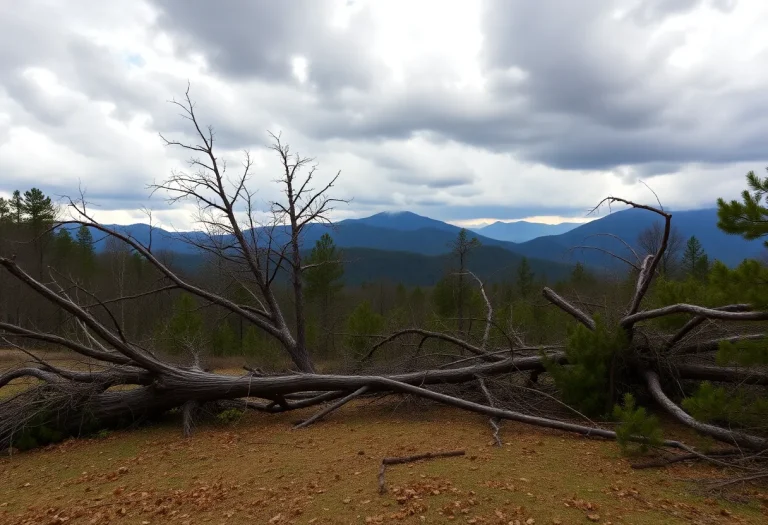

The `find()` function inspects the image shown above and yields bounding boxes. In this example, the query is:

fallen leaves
[1,403,764,525]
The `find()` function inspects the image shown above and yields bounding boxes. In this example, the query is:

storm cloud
[0,0,766,227]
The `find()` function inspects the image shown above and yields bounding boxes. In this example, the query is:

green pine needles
[717,168,768,246]
[544,315,628,417]
[613,393,663,454]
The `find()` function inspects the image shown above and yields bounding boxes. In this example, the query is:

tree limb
[542,287,596,330]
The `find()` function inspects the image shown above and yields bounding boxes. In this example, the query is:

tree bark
[644,370,768,450]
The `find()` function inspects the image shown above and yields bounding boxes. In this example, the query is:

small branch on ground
[378,450,466,494]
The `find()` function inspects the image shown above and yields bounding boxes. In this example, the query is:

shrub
[344,301,385,356]
[216,408,244,425]
[682,381,768,429]
[544,315,627,417]
[613,393,663,455]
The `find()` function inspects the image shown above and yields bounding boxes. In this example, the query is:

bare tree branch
[542,287,596,330]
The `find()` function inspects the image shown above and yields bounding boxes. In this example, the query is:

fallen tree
[2,91,768,468]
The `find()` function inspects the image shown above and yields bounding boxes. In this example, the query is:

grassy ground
[1,398,767,525]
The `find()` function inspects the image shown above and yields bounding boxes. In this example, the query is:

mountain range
[471,220,580,242]
[85,208,764,285]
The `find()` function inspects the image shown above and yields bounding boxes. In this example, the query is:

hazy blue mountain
[510,208,764,268]
[65,223,207,254]
[81,207,764,274]
[472,220,580,243]
[342,211,457,232]
[80,220,514,257]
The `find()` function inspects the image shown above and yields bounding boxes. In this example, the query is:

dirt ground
[1,397,767,525]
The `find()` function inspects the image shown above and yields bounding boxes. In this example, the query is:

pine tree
[9,190,23,224]
[164,293,204,355]
[304,233,344,303]
[0,197,9,223]
[303,233,344,354]
[53,228,75,263]
[21,188,57,276]
[22,188,56,230]
[345,300,385,356]
[675,174,768,433]
[717,169,768,245]
[432,274,461,319]
[516,257,535,298]
[75,225,96,277]
[681,236,709,279]
[571,262,587,283]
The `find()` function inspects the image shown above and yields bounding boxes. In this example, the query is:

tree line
[0,186,722,369]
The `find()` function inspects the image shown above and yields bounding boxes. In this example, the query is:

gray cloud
[112,0,768,174]
[389,171,475,188]
[148,0,382,94]
[0,0,766,228]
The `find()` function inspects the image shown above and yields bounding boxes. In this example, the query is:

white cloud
[0,0,766,229]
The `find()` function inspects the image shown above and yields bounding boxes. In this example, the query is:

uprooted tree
[3,91,768,473]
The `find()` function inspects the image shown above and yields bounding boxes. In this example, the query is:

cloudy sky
[0,0,766,229]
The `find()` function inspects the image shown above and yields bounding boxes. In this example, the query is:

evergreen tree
[388,283,411,329]
[672,175,768,434]
[409,286,427,325]
[569,262,596,288]
[0,197,9,223]
[76,225,96,276]
[303,233,344,353]
[516,257,535,298]
[717,168,768,245]
[571,262,587,283]
[21,188,57,275]
[545,315,628,416]
[53,228,75,263]
[681,236,709,279]
[344,300,385,356]
[164,293,204,355]
[304,233,344,303]
[432,274,461,319]
[22,188,56,230]
[9,190,23,224]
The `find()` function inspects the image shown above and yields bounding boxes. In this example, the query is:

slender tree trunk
[322,292,330,355]
[458,252,465,336]
[285,173,313,372]
[290,234,310,369]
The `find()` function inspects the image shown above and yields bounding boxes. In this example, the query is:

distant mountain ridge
[84,208,764,277]
[472,220,580,242]
[341,211,457,232]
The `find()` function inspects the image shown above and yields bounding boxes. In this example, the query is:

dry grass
[1,399,767,525]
